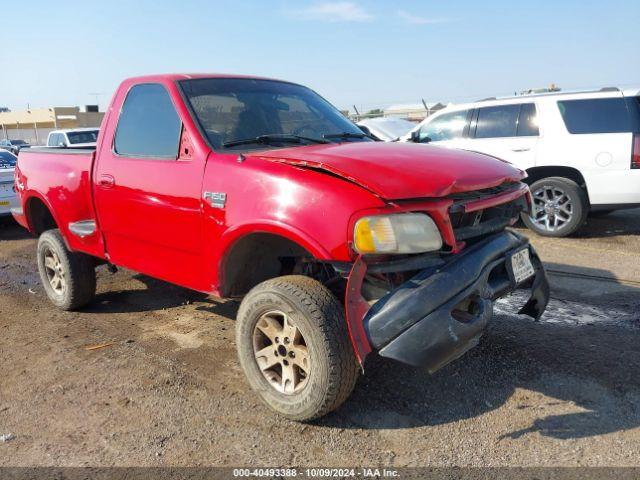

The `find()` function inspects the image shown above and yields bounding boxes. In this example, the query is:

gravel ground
[0,210,639,467]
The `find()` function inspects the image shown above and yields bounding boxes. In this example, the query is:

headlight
[353,213,442,254]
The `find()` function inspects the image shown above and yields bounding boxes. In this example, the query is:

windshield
[67,130,99,144]
[179,78,369,150]
[11,140,27,145]
[0,151,17,168]
[361,118,415,140]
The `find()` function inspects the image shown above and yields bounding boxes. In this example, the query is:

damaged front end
[344,230,550,373]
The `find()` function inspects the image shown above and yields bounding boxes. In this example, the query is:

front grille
[446,182,520,202]
[450,196,527,242]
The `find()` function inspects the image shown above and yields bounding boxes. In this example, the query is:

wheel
[37,229,96,310]
[236,275,359,421]
[521,177,588,237]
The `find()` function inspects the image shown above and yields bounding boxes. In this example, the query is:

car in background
[357,117,415,141]
[47,128,100,148]
[403,87,640,237]
[0,139,30,155]
[0,150,18,218]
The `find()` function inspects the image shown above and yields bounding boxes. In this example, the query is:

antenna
[88,92,105,110]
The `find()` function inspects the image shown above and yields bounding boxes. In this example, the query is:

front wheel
[521,177,588,237]
[236,275,359,421]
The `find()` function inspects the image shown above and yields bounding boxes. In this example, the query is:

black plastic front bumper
[364,231,549,373]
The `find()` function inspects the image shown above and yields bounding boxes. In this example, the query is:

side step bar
[68,220,97,238]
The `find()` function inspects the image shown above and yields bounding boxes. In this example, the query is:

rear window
[67,130,99,144]
[557,97,636,134]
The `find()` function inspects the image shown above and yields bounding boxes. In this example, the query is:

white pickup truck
[404,87,640,237]
[46,128,100,148]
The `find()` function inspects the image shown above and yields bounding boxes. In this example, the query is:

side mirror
[58,142,66,148]
[411,130,432,143]
[358,125,372,136]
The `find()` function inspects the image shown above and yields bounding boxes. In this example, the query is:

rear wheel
[236,275,359,421]
[37,229,96,310]
[522,177,588,237]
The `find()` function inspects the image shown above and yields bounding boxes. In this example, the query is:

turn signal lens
[353,213,442,254]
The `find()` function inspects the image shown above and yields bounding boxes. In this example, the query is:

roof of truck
[124,73,290,83]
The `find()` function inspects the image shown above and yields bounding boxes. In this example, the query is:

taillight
[633,134,640,169]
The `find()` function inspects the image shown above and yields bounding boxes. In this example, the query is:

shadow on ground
[78,259,640,442]
[3,199,638,442]
[0,218,31,241]
[573,208,639,238]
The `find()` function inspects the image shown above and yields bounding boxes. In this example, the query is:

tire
[37,229,96,310]
[521,177,589,237]
[236,275,359,421]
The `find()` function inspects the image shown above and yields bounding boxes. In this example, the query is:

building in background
[383,102,448,122]
[0,106,104,145]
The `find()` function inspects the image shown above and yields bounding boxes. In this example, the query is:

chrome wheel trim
[43,247,66,296]
[530,185,573,232]
[252,310,310,395]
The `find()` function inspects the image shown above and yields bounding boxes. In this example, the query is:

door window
[516,103,539,136]
[114,83,181,158]
[418,110,470,142]
[475,104,520,138]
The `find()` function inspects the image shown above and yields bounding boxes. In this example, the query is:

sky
[1,0,639,113]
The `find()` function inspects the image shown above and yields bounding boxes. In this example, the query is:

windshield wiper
[222,134,329,148]
[323,131,377,141]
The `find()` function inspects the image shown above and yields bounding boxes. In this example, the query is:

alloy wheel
[530,185,573,232]
[252,310,310,395]
[43,247,66,295]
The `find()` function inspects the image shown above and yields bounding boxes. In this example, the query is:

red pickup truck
[13,74,549,421]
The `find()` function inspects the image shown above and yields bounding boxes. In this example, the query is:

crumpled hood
[251,142,524,200]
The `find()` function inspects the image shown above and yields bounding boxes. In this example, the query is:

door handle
[511,148,531,152]
[98,174,115,188]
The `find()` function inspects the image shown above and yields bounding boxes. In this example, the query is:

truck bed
[24,146,96,154]
[16,148,105,258]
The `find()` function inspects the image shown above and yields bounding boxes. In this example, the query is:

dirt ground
[0,210,639,467]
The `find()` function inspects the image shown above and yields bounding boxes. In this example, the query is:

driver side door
[93,82,209,291]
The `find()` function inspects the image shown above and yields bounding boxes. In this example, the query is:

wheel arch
[217,225,332,298]
[24,194,60,236]
[525,166,590,202]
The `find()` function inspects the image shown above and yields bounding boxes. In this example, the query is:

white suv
[403,87,640,236]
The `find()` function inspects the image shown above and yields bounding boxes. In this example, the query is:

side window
[557,98,632,134]
[475,104,520,138]
[114,83,181,158]
[517,103,539,136]
[419,110,469,142]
